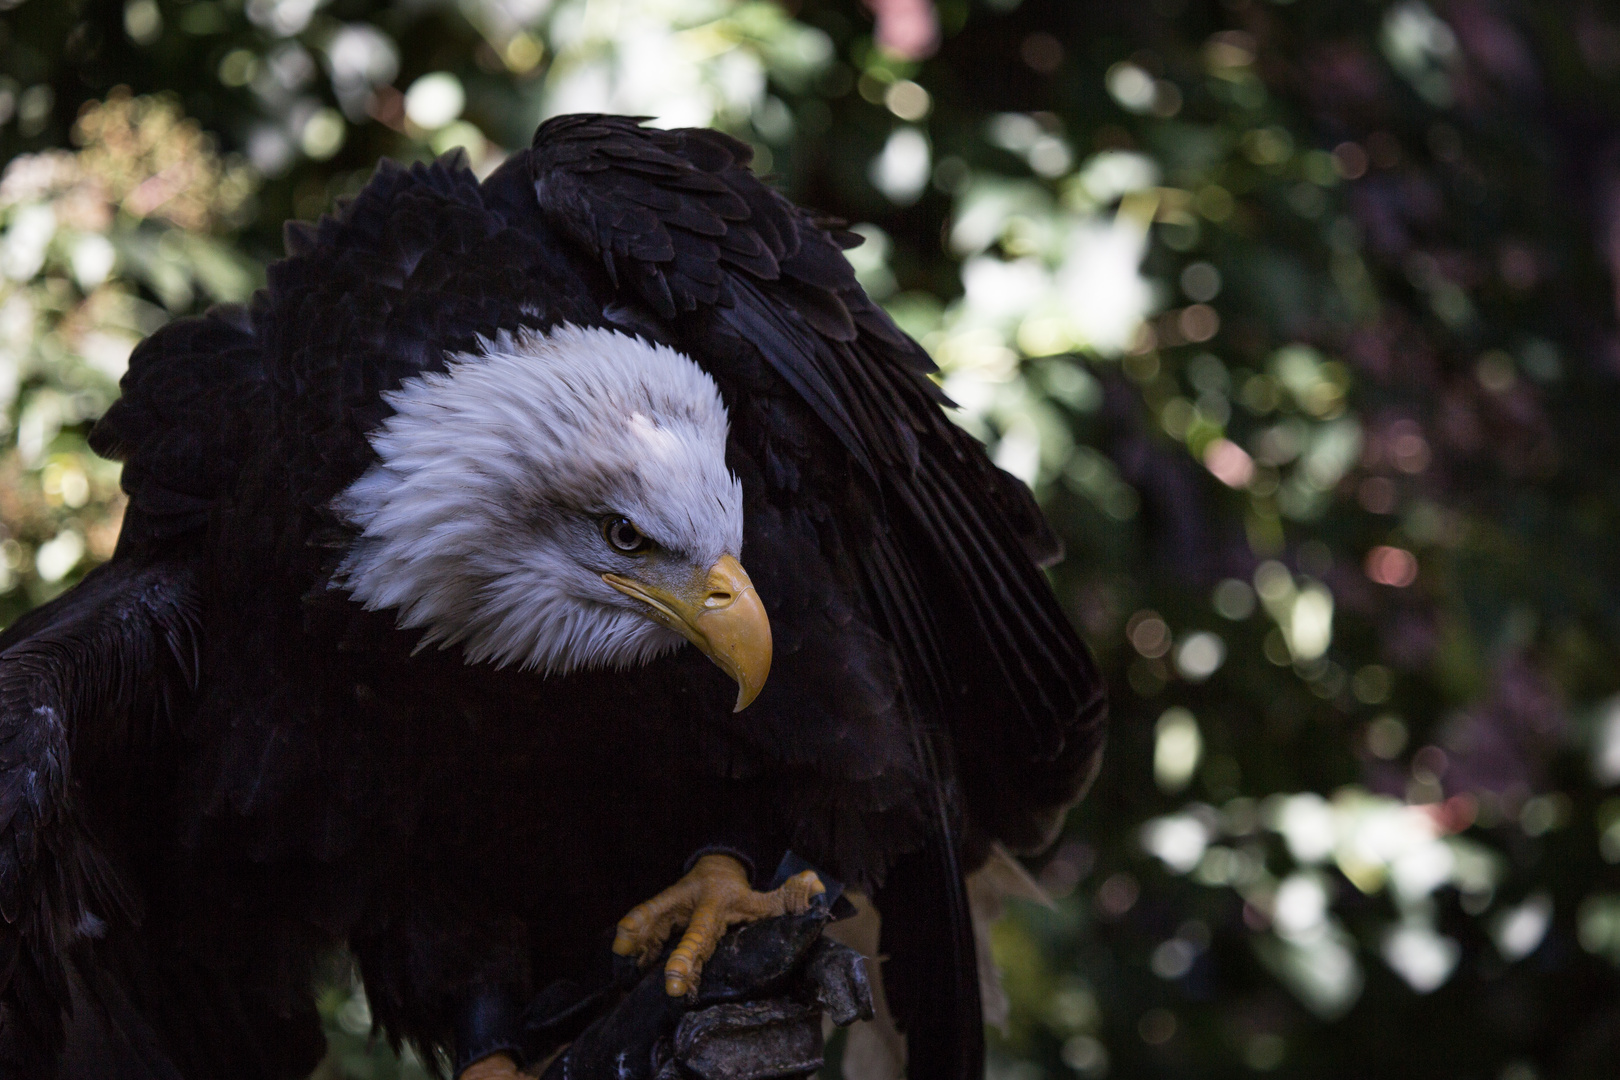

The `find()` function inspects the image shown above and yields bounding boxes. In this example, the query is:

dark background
[4,0,1620,1077]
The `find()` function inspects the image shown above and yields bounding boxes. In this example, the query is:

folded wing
[0,558,200,1072]
[528,115,1108,1080]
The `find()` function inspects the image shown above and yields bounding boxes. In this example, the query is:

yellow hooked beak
[603,554,772,711]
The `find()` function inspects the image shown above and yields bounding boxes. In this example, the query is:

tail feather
[871,829,983,1080]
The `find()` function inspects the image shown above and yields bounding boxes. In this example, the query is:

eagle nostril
[704,589,733,608]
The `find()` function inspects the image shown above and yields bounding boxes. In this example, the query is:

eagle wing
[528,114,1106,846]
[0,301,268,1073]
[527,115,1107,1078]
[0,557,200,1070]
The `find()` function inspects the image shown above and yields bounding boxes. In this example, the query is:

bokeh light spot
[1476,350,1517,392]
[300,108,346,160]
[1211,578,1256,619]
[1061,1034,1108,1076]
[1367,714,1409,759]
[1143,813,1209,873]
[1352,664,1393,704]
[1274,873,1328,939]
[1244,1034,1287,1070]
[1153,708,1202,792]
[404,72,465,130]
[124,0,163,45]
[1331,141,1368,179]
[883,79,931,122]
[1520,794,1570,837]
[35,530,84,583]
[1492,891,1552,960]
[1175,632,1226,681]
[1151,937,1198,979]
[1203,437,1253,488]
[1127,609,1171,657]
[1593,698,1620,785]
[1021,33,1064,75]
[1106,62,1157,113]
[1137,1007,1177,1045]
[1180,260,1221,301]
[1179,303,1220,342]
[1195,184,1235,221]
[218,49,259,87]
[1094,871,1139,918]
[1382,923,1460,993]
[869,126,930,205]
[1366,545,1418,587]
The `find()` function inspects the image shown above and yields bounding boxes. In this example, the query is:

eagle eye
[602,515,652,554]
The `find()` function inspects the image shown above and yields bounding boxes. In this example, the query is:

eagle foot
[612,855,825,997]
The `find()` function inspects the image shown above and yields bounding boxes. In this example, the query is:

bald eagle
[0,115,1104,1079]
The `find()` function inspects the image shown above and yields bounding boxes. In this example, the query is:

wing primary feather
[904,465,1079,757]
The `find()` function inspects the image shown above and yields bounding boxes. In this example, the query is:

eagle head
[332,323,769,710]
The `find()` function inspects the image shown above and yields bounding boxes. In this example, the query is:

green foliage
[6,0,1620,1076]
[312,970,438,1080]
[0,89,257,622]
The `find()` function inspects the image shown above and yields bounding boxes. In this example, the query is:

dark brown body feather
[0,116,1104,1079]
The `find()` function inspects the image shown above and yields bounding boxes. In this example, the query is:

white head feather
[333,323,744,673]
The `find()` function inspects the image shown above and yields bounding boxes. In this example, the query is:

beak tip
[732,680,762,712]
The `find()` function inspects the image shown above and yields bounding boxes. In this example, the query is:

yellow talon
[612,855,826,996]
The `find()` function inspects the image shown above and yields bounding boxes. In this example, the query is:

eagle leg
[612,854,825,997]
